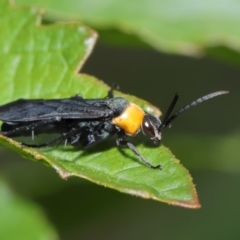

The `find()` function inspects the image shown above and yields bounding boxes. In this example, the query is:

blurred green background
[1,0,240,239]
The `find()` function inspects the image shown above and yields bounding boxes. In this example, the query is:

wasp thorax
[141,115,162,141]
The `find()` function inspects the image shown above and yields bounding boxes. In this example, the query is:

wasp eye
[142,116,156,138]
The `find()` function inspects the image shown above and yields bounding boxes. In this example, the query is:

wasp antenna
[161,93,179,127]
[163,91,229,127]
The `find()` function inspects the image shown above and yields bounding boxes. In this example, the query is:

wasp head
[141,114,162,142]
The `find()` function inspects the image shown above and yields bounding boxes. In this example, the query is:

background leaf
[0,178,58,240]
[15,0,240,59]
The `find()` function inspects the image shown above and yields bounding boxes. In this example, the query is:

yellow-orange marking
[112,103,145,136]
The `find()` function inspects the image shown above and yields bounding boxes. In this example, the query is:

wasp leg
[116,135,162,169]
[107,84,120,98]
[70,94,84,101]
[1,118,62,138]
[21,128,83,148]
[81,130,116,148]
[21,134,65,148]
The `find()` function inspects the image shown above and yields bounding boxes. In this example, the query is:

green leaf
[0,0,200,208]
[15,0,240,57]
[0,178,58,240]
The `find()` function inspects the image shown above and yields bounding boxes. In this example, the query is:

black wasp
[0,88,228,169]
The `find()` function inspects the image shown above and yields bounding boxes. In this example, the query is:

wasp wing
[0,97,115,122]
